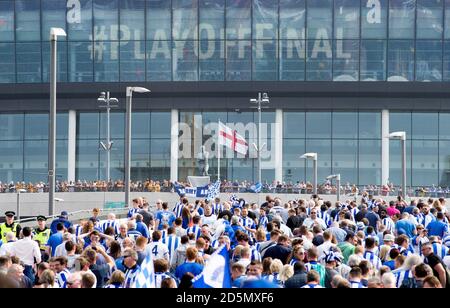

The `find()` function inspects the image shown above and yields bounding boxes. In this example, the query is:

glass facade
[2,0,450,83]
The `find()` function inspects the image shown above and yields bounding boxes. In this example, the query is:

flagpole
[218,119,221,182]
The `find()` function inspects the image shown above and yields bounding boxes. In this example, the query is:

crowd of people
[0,191,449,289]
[0,179,448,198]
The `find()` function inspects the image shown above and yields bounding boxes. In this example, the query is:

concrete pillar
[275,109,283,183]
[68,110,77,183]
[381,109,390,186]
[170,109,179,182]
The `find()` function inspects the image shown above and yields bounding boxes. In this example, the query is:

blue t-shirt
[175,262,204,280]
[156,211,176,230]
[427,221,448,238]
[47,232,63,257]
[396,220,416,238]
[383,260,396,271]
[136,222,150,238]
[50,219,73,234]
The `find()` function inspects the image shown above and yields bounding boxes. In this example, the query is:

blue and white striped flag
[131,251,155,288]
[192,245,232,288]
[230,194,238,204]
[250,182,262,193]
[207,180,221,201]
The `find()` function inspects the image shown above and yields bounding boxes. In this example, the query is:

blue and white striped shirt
[101,220,119,234]
[363,251,382,270]
[162,235,181,261]
[317,211,332,227]
[350,281,366,288]
[301,284,323,288]
[127,208,140,219]
[104,283,123,289]
[432,242,449,260]
[212,203,224,215]
[350,208,359,221]
[251,246,262,262]
[258,216,269,229]
[241,216,256,237]
[155,272,175,288]
[123,265,140,288]
[186,225,201,240]
[73,225,83,237]
[57,269,71,288]
[382,217,395,234]
[160,230,168,242]
[443,234,450,248]
[393,269,413,288]
[173,202,184,218]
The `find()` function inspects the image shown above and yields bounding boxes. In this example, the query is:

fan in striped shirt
[186,216,202,240]
[301,271,323,288]
[154,259,177,288]
[444,234,450,248]
[122,248,140,288]
[363,238,382,270]
[173,197,187,218]
[381,214,396,234]
[54,256,71,288]
[258,209,268,230]
[103,271,125,288]
[162,228,181,262]
[348,267,366,289]
[241,208,257,238]
[127,199,141,219]
[430,237,449,260]
[101,213,120,234]
[212,198,224,215]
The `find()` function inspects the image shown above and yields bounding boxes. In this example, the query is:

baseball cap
[60,211,68,218]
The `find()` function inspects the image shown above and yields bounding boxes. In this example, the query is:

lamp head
[50,28,67,40]
[262,93,270,103]
[300,153,318,160]
[389,132,406,141]
[127,87,151,97]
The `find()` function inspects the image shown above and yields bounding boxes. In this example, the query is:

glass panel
[444,41,450,81]
[131,112,150,139]
[360,39,387,81]
[131,139,150,179]
[42,41,68,82]
[93,0,118,41]
[120,0,145,41]
[388,40,414,82]
[359,112,381,139]
[412,113,438,139]
[412,140,438,187]
[305,139,332,182]
[67,0,93,41]
[76,139,100,180]
[173,0,198,40]
[390,112,412,139]
[199,0,225,40]
[253,0,278,40]
[283,139,305,183]
[226,40,252,81]
[0,0,15,41]
[15,0,40,41]
[253,40,278,80]
[42,0,67,41]
[333,40,359,81]
[332,112,358,139]
[24,140,48,182]
[228,158,255,182]
[0,114,23,141]
[0,141,23,183]
[108,139,124,181]
[439,113,450,140]
[361,0,388,39]
[280,0,305,40]
[77,112,99,139]
[439,141,450,186]
[69,42,93,82]
[415,40,443,82]
[24,114,48,140]
[94,41,119,82]
[16,42,41,83]
[147,40,172,81]
[284,112,305,139]
[226,0,251,40]
[306,39,332,81]
[446,0,450,39]
[56,140,68,182]
[0,43,15,83]
[151,112,171,139]
[359,139,381,185]
[334,0,360,39]
[280,40,305,81]
[332,139,358,184]
[389,0,416,39]
[150,139,171,180]
[147,0,171,41]
[307,0,333,40]
[390,139,412,186]
[173,40,198,81]
[101,112,124,139]
[306,112,332,139]
[120,41,145,81]
[56,113,69,140]
[199,40,225,81]
[416,0,443,39]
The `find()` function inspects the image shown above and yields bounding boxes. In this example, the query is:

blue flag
[250,182,262,193]
[192,245,232,288]
[174,183,210,198]
[207,180,221,201]
[131,251,155,288]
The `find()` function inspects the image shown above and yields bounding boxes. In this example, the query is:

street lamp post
[49,28,66,217]
[16,189,27,221]
[301,153,318,195]
[389,132,407,198]
[250,93,270,184]
[327,174,341,202]
[98,92,119,183]
[125,87,150,207]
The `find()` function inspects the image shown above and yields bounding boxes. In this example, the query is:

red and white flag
[218,122,248,155]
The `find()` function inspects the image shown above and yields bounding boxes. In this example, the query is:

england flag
[131,251,155,288]
[218,122,248,155]
[192,245,232,288]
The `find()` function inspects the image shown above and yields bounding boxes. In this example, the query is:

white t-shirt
[146,242,170,261]
[201,214,217,228]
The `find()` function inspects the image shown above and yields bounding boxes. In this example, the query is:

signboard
[104,201,126,209]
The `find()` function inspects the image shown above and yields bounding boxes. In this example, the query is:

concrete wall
[1,192,449,218]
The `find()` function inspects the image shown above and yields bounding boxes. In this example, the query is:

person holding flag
[192,244,232,288]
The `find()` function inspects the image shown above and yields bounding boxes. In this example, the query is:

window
[173,40,198,81]
[388,40,414,82]
[200,40,225,81]
[227,0,251,40]
[253,0,278,40]
[332,112,358,139]
[362,0,388,39]
[415,40,442,82]
[199,0,225,40]
[16,42,42,83]
[280,0,305,40]
[42,41,68,82]
[333,40,359,81]
[0,114,24,141]
[42,0,67,41]
[226,40,252,81]
[253,40,278,80]
[307,0,333,40]
[359,140,381,185]
[0,0,14,41]
[416,0,443,39]
[306,39,332,81]
[147,0,171,41]
[147,40,172,81]
[15,0,41,41]
[280,40,305,81]
[361,40,386,81]
[68,42,93,82]
[120,41,146,81]
[0,43,15,83]
[306,112,331,138]
[120,0,145,41]
[334,0,360,39]
[359,112,381,139]
[412,113,438,139]
[94,41,119,82]
[389,0,416,39]
[67,0,93,41]
[93,0,118,40]
[173,0,198,40]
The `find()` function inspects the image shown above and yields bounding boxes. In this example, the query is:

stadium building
[1,0,450,189]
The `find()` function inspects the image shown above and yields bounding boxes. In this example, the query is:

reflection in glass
[334,0,360,39]
[0,141,23,183]
[226,40,252,81]
[332,112,358,139]
[200,40,225,81]
[359,140,381,185]
[173,0,198,40]
[0,1,14,41]
[24,140,48,182]
[253,40,278,80]
[67,0,93,41]
[280,40,305,81]
[332,139,358,184]
[388,40,414,81]
[283,139,305,183]
[94,41,119,82]
[0,43,15,83]
[93,0,118,40]
[305,139,332,182]
[253,0,278,40]
[42,0,67,41]
[15,0,41,41]
[77,112,100,140]
[120,41,145,81]
[361,0,388,39]
[69,42,93,82]
[42,41,68,82]
[439,113,450,140]
[439,141,450,186]
[416,0,443,39]
[147,0,171,41]
[389,0,416,39]
[147,41,172,81]
[307,0,333,39]
[0,114,23,141]
[284,112,306,139]
[280,0,305,40]
[227,0,251,40]
[120,0,145,41]
[16,43,42,83]
[412,113,438,140]
[333,40,359,81]
[361,40,386,81]
[306,40,332,81]
[412,140,438,186]
[306,112,331,139]
[173,40,198,81]
[199,0,225,40]
[390,112,412,139]
[415,40,442,82]
[359,112,381,139]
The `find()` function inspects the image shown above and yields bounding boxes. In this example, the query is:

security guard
[0,211,21,241]
[33,215,51,260]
